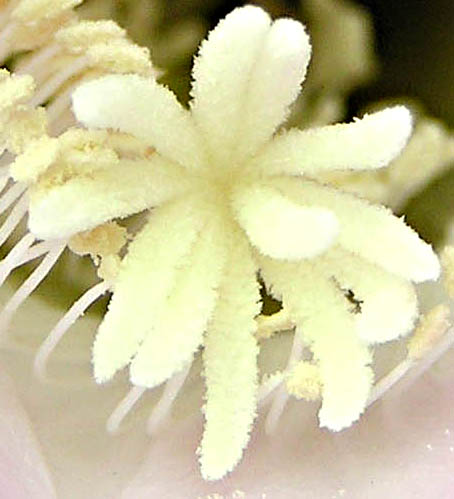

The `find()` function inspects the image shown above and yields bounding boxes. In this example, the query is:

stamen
[265,330,304,434]
[0,240,66,334]
[34,280,109,379]
[0,193,28,246]
[367,358,413,408]
[367,313,453,408]
[46,84,76,125]
[0,231,35,286]
[17,44,61,82]
[147,363,192,436]
[0,22,15,64]
[0,182,26,215]
[15,240,59,267]
[106,386,147,434]
[258,371,284,407]
[28,56,88,107]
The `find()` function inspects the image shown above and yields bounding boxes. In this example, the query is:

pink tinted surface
[0,369,56,499]
[124,348,454,499]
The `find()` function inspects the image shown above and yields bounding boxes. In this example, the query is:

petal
[72,74,206,170]
[259,257,373,431]
[251,106,413,176]
[190,6,271,166]
[270,177,440,282]
[123,348,454,498]
[231,183,339,260]
[92,196,205,383]
[129,219,227,388]
[0,369,57,499]
[199,230,261,480]
[317,247,419,343]
[28,155,191,240]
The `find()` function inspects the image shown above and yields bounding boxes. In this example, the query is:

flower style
[11,5,441,481]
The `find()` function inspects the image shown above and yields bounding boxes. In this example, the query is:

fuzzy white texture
[26,5,439,480]
[12,0,82,22]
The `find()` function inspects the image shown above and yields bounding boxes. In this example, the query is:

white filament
[367,328,454,408]
[146,362,192,436]
[29,56,87,107]
[0,1,17,31]
[15,240,59,268]
[34,280,109,379]
[17,43,60,82]
[0,182,26,215]
[0,241,66,333]
[367,359,413,408]
[265,331,304,434]
[106,386,147,434]
[0,232,35,286]
[0,193,28,246]
[0,166,9,179]
[0,22,15,64]
[46,84,76,125]
[257,372,285,408]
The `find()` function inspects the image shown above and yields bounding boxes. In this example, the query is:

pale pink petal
[123,347,454,498]
[0,369,56,499]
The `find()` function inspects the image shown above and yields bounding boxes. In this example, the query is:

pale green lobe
[269,176,440,282]
[92,196,206,383]
[129,220,227,388]
[316,247,418,343]
[231,183,339,260]
[190,5,271,167]
[251,106,413,176]
[28,155,190,240]
[72,74,206,171]
[199,230,261,480]
[259,256,373,431]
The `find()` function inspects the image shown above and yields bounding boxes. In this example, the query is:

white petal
[251,106,413,176]
[270,177,440,282]
[231,184,339,260]
[72,74,206,170]
[190,6,271,166]
[259,257,373,431]
[199,231,261,480]
[28,155,191,240]
[317,247,419,343]
[130,220,227,388]
[92,197,205,383]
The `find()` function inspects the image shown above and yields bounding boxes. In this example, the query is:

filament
[14,240,59,267]
[34,280,110,379]
[0,182,26,215]
[367,328,454,408]
[107,386,147,434]
[0,240,66,334]
[17,43,61,82]
[265,330,304,434]
[0,231,35,286]
[29,56,88,107]
[147,363,192,436]
[0,22,15,64]
[0,193,28,247]
[46,84,77,126]
[258,371,284,407]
